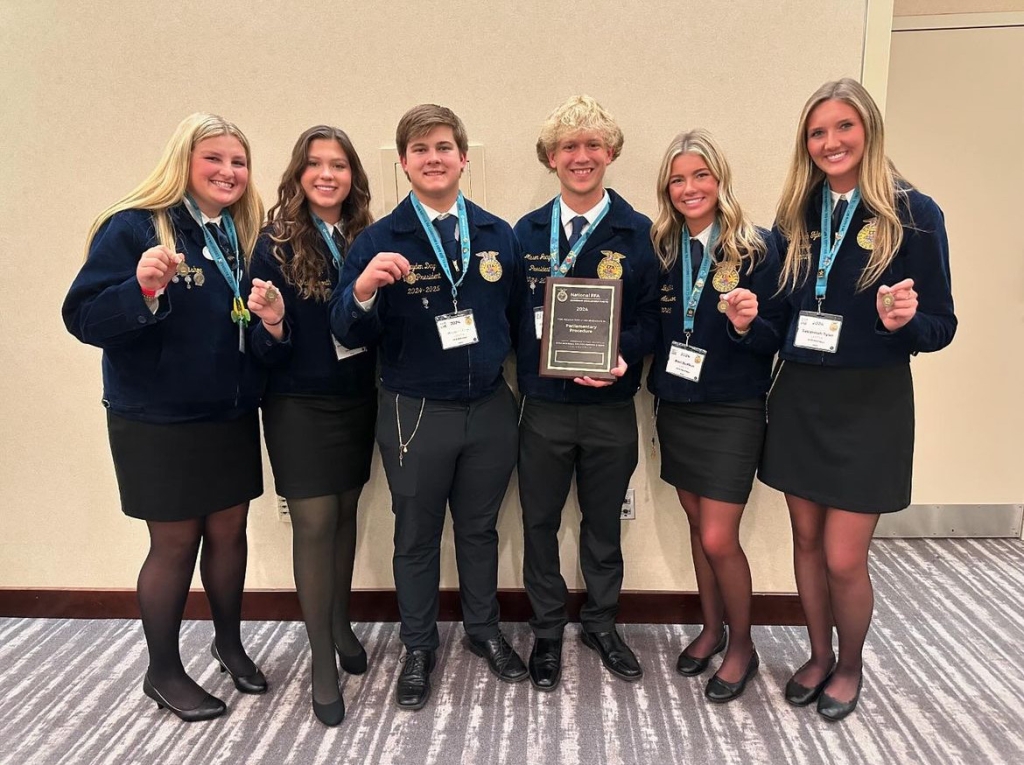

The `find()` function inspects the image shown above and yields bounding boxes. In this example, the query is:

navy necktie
[689,237,704,280]
[567,215,588,248]
[433,215,460,271]
[206,222,237,269]
[330,227,346,262]
[832,197,849,238]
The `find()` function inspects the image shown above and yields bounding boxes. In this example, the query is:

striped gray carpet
[2,539,1023,765]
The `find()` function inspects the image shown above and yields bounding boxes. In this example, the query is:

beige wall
[4,0,886,594]
[895,0,1024,14]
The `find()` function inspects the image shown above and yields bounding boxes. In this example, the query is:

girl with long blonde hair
[63,113,280,722]
[648,129,782,703]
[760,79,956,721]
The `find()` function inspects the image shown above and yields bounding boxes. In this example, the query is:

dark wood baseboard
[0,588,805,625]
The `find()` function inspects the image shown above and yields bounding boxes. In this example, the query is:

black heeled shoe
[312,691,345,727]
[704,650,759,703]
[142,674,226,722]
[817,676,863,722]
[784,657,837,706]
[211,641,268,694]
[676,628,728,677]
[336,642,368,676]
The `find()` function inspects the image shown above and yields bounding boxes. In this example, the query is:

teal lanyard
[816,182,861,310]
[409,191,471,308]
[680,222,721,341]
[312,214,344,272]
[549,196,609,277]
[183,194,247,326]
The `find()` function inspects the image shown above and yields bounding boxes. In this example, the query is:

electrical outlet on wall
[277,496,291,523]
[620,488,635,520]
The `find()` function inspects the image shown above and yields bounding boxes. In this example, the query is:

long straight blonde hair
[776,79,907,293]
[84,113,263,260]
[651,129,765,273]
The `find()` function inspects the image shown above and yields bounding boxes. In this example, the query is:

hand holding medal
[354,251,411,302]
[876,277,917,331]
[137,245,185,294]
[718,288,758,335]
[248,277,285,336]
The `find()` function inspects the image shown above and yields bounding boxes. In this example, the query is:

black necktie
[330,227,346,261]
[689,237,704,280]
[832,197,849,238]
[206,222,237,269]
[433,215,460,271]
[567,215,588,249]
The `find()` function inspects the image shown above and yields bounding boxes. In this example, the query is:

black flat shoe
[312,693,345,727]
[817,676,863,722]
[581,629,643,681]
[395,650,435,710]
[142,675,226,722]
[466,633,528,683]
[704,650,759,703]
[336,643,368,676]
[528,637,563,691]
[785,657,837,706]
[211,641,268,694]
[676,629,727,677]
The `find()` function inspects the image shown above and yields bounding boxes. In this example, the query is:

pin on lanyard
[312,214,344,272]
[815,183,861,312]
[680,222,721,344]
[183,194,249,327]
[549,197,609,277]
[410,191,471,310]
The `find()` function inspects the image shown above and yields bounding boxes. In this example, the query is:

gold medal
[476,251,503,283]
[265,285,279,303]
[711,266,739,293]
[193,269,205,287]
[882,293,894,309]
[717,299,729,313]
[176,260,189,277]
[404,271,418,285]
[857,219,877,250]
[597,250,625,280]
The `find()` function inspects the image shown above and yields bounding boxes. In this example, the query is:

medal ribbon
[815,182,861,308]
[410,191,471,307]
[183,194,248,326]
[312,214,344,272]
[680,222,721,338]
[548,196,609,277]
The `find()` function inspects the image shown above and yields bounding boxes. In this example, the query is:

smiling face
[400,125,467,210]
[187,134,249,217]
[667,152,720,234]
[300,138,351,224]
[806,98,865,193]
[547,130,614,212]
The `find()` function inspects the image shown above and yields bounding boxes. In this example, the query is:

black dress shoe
[336,643,368,676]
[676,629,728,677]
[580,629,643,681]
[142,675,226,722]
[704,650,759,703]
[817,676,862,722]
[395,650,435,710]
[211,641,268,694]
[467,633,528,683]
[312,693,345,727]
[785,658,837,706]
[528,637,563,691]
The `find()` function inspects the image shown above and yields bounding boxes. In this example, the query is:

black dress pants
[377,385,518,652]
[518,397,638,637]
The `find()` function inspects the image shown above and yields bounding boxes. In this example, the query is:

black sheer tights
[288,488,362,704]
[139,502,253,709]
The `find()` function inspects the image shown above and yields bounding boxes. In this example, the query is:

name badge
[794,311,843,353]
[534,306,544,339]
[666,341,707,382]
[435,309,479,350]
[332,335,368,361]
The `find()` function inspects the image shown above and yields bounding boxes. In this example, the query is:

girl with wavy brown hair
[251,125,375,726]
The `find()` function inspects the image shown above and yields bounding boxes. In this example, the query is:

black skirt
[759,361,914,514]
[261,393,376,499]
[656,398,766,504]
[107,411,263,521]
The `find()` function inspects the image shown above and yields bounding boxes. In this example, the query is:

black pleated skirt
[656,398,766,504]
[759,361,914,514]
[261,393,376,499]
[107,411,263,521]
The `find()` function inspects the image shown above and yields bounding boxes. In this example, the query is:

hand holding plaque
[539,277,622,380]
